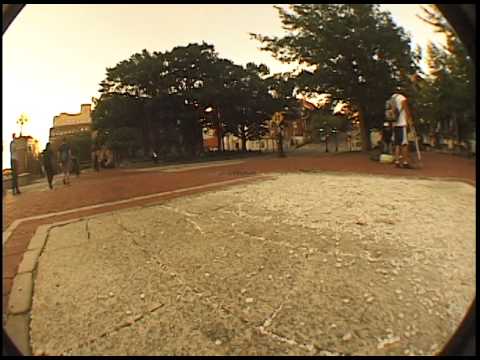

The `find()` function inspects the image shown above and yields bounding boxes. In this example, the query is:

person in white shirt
[390,91,413,168]
[9,133,21,195]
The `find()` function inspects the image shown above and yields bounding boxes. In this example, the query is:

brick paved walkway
[2,151,475,318]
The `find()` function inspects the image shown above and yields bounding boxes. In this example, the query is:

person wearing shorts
[390,92,413,168]
[57,138,72,185]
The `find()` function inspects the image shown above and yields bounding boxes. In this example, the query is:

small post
[333,128,338,152]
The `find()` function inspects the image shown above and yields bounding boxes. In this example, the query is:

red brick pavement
[4,152,476,228]
[2,152,475,308]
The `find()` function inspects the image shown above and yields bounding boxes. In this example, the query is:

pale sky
[2,4,446,168]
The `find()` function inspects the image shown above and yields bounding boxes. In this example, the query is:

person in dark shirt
[57,138,72,185]
[42,142,55,189]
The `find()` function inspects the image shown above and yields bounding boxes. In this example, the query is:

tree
[94,42,287,159]
[264,72,302,156]
[199,58,242,152]
[194,59,275,153]
[223,63,278,151]
[105,127,142,164]
[69,133,92,163]
[251,4,418,150]
[98,49,165,156]
[96,43,230,158]
[16,113,29,136]
[147,94,185,157]
[160,43,222,157]
[416,5,475,144]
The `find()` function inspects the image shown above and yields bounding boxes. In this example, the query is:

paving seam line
[2,175,270,247]
[2,210,208,354]
[0,202,182,353]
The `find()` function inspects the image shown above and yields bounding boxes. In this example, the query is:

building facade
[11,135,41,174]
[49,104,92,151]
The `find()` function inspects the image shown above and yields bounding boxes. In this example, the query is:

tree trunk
[216,109,224,152]
[457,115,464,143]
[148,117,155,154]
[216,125,223,152]
[184,118,203,158]
[453,113,460,143]
[357,107,370,151]
[241,134,247,152]
[242,136,247,152]
[142,104,153,157]
[142,126,149,157]
[277,128,285,157]
[196,124,204,156]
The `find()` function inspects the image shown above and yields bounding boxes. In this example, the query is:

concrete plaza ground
[2,149,476,355]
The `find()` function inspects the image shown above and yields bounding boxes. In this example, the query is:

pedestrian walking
[42,142,55,189]
[57,137,72,185]
[9,133,21,195]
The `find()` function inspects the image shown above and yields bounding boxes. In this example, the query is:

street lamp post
[17,113,29,137]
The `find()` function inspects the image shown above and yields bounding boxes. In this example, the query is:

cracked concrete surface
[29,173,475,355]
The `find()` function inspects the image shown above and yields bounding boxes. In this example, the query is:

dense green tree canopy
[69,133,92,163]
[93,43,280,158]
